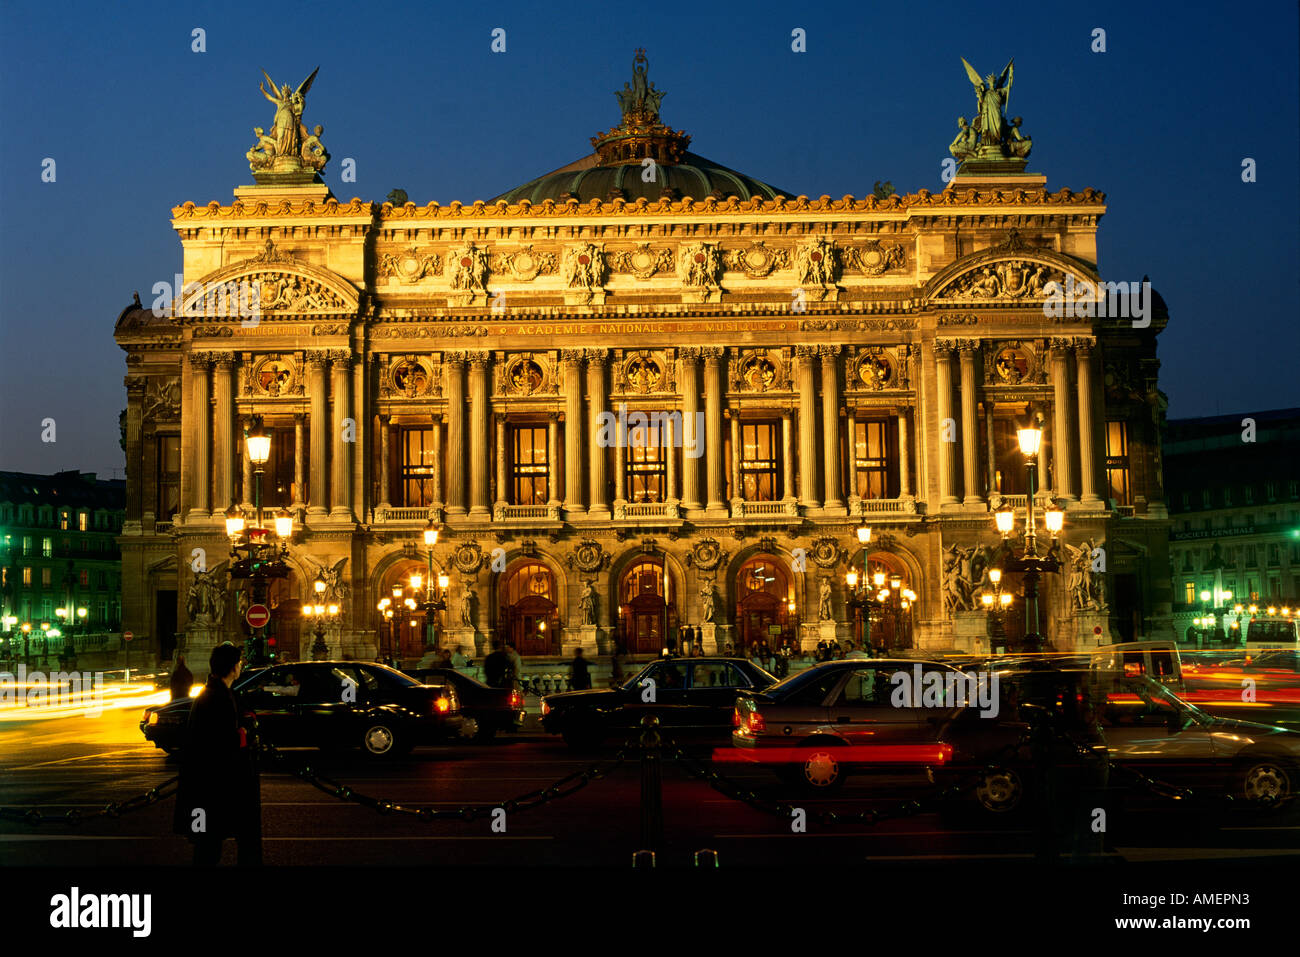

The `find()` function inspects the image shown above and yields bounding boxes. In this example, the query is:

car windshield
[1116,675,1211,724]
[764,662,841,694]
[364,664,422,688]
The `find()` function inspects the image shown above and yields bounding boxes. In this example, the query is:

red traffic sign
[1093,626,1103,635]
[122,631,134,642]
[245,604,271,628]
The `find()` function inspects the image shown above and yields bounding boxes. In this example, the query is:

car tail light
[746,711,766,734]
[732,707,742,727]
[434,696,451,714]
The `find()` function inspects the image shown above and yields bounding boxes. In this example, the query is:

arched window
[618,558,676,655]
[735,555,792,654]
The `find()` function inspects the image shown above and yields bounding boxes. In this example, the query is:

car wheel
[974,768,1025,814]
[799,740,846,793]
[1235,757,1294,810]
[361,721,401,757]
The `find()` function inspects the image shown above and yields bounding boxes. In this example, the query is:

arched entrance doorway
[266,577,302,661]
[379,561,444,662]
[851,552,915,653]
[735,555,792,653]
[498,561,559,656]
[618,558,678,655]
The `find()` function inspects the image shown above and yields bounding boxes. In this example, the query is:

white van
[1090,640,1183,692]
[1244,615,1300,651]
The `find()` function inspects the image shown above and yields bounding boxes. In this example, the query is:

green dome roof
[492,151,793,204]
[491,50,795,205]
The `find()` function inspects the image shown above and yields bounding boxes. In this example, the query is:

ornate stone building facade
[115,56,1173,667]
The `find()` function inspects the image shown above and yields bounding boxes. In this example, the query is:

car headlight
[540,700,550,716]
[147,712,159,726]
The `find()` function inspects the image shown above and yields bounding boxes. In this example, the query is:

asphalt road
[3,709,1300,868]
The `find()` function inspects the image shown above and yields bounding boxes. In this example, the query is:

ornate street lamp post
[227,422,293,666]
[991,426,1064,654]
[421,523,449,648]
[302,586,340,662]
[845,569,883,656]
[855,526,871,650]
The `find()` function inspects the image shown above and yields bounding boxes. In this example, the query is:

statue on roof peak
[247,67,328,180]
[616,49,665,124]
[950,57,1031,166]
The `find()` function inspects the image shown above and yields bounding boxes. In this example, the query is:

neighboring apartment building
[1164,408,1300,638]
[0,471,125,645]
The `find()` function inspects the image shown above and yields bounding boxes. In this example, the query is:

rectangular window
[740,421,781,501]
[510,425,549,505]
[22,567,32,586]
[265,426,298,507]
[853,419,893,499]
[157,435,181,518]
[22,536,32,555]
[1105,421,1131,505]
[1202,490,1211,509]
[79,569,89,587]
[1245,485,1254,504]
[1184,582,1196,605]
[59,511,69,531]
[42,537,51,557]
[399,427,437,507]
[77,512,87,531]
[1223,487,1232,507]
[626,418,667,504]
[41,568,51,587]
[1267,482,1277,502]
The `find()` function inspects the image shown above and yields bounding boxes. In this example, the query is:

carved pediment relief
[181,257,359,319]
[925,238,1100,306]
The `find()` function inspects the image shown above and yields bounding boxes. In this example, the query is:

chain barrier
[0,776,179,827]
[255,737,634,820]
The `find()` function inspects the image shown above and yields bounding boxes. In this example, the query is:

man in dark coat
[172,642,260,866]
[483,641,511,689]
[570,647,592,690]
[169,653,193,701]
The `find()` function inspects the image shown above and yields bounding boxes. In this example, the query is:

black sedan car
[404,667,526,740]
[541,656,777,749]
[141,660,464,757]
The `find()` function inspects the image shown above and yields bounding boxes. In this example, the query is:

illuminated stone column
[547,412,560,506]
[431,417,443,505]
[241,415,254,509]
[1051,342,1076,501]
[443,352,467,516]
[898,406,912,498]
[934,340,959,506]
[678,349,702,510]
[703,347,726,513]
[562,350,585,515]
[378,414,391,509]
[781,410,795,501]
[820,346,843,510]
[586,349,610,518]
[212,354,235,513]
[795,346,819,509]
[729,411,741,505]
[187,353,211,521]
[958,340,982,506]
[293,414,305,508]
[468,352,491,519]
[1076,339,1103,507]
[494,413,507,511]
[665,414,677,503]
[330,354,353,520]
[307,352,329,517]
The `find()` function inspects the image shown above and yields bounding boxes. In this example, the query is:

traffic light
[267,636,277,661]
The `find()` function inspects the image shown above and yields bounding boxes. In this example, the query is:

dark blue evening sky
[1,0,1296,477]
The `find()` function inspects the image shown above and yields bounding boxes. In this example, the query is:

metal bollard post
[638,714,663,855]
